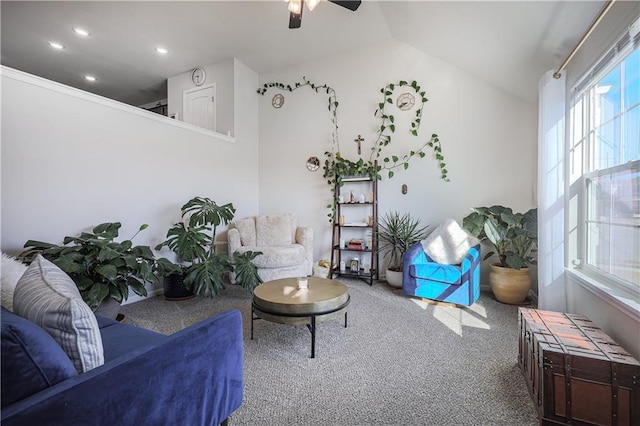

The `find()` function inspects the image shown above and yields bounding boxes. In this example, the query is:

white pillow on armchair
[421,218,479,265]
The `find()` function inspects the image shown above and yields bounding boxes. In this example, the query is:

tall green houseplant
[462,205,538,304]
[378,211,428,288]
[20,222,162,311]
[462,206,538,269]
[155,197,236,298]
[155,196,263,297]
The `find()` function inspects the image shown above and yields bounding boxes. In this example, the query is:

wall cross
[354,135,364,155]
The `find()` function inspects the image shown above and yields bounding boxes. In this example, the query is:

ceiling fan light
[288,0,302,14]
[305,0,321,12]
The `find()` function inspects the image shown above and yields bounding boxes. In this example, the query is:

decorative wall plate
[272,94,285,108]
[396,92,415,111]
[306,156,320,172]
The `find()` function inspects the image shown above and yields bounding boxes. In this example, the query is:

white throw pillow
[421,218,479,265]
[1,252,28,312]
[13,255,104,373]
[234,217,257,247]
[256,214,295,247]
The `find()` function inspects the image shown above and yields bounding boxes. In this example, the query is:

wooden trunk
[518,308,640,426]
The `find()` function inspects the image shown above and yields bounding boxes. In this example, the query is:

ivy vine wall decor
[257,77,449,220]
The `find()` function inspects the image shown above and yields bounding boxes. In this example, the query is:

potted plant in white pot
[378,211,428,288]
[462,205,538,304]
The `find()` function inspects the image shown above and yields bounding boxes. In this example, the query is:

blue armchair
[403,242,481,306]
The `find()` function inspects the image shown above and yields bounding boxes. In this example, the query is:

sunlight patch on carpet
[408,298,490,336]
[432,305,490,336]
[409,298,430,310]
[467,301,488,318]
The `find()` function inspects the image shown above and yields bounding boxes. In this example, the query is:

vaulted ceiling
[1,1,606,106]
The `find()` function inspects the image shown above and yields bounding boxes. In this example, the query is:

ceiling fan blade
[327,0,361,11]
[289,8,303,29]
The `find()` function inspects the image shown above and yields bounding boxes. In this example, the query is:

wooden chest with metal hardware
[518,308,640,425]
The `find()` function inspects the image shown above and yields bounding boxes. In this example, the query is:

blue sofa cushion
[98,318,165,361]
[1,307,77,407]
[409,263,462,285]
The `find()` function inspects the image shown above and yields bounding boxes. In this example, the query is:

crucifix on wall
[354,135,364,155]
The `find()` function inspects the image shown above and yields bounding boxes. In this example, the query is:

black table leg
[344,311,348,328]
[310,316,316,358]
[251,306,254,340]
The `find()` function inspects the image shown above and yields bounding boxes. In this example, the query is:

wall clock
[272,94,285,109]
[191,67,206,86]
[306,156,320,172]
[396,92,415,111]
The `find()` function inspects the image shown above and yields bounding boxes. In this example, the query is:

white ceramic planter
[385,269,403,288]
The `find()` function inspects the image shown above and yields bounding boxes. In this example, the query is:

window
[569,31,640,292]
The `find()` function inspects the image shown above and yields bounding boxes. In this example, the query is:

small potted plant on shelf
[20,222,170,319]
[378,211,428,288]
[155,196,262,298]
[462,205,538,304]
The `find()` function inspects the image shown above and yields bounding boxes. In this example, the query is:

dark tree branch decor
[257,77,449,220]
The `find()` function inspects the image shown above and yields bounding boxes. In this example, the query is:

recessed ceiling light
[84,75,97,82]
[48,41,65,50]
[155,47,168,55]
[73,27,90,37]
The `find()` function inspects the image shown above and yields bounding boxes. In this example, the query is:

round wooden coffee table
[251,277,350,358]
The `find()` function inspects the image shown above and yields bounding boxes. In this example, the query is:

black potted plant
[20,222,170,319]
[378,211,428,288]
[462,205,538,304]
[155,196,263,298]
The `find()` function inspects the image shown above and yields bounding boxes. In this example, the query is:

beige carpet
[120,278,539,426]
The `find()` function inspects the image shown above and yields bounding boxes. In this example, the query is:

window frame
[570,33,639,297]
[580,160,640,294]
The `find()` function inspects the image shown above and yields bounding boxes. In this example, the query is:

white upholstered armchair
[227,214,313,282]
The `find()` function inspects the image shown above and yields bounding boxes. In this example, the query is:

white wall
[167,59,234,137]
[258,40,537,282]
[1,64,259,303]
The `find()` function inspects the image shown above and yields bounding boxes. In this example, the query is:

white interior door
[183,84,216,132]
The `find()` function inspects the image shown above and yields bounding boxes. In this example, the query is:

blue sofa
[1,306,243,426]
[403,242,481,306]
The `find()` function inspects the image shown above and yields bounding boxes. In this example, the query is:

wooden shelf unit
[329,174,378,286]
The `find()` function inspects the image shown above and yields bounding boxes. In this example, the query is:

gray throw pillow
[13,255,104,373]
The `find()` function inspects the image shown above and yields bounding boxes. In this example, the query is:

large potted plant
[155,196,263,297]
[155,197,235,298]
[378,211,428,288]
[462,205,538,304]
[20,222,169,318]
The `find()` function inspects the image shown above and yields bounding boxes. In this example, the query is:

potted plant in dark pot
[20,222,164,319]
[155,197,235,298]
[378,211,428,288]
[155,196,263,298]
[462,205,538,304]
[154,220,205,300]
